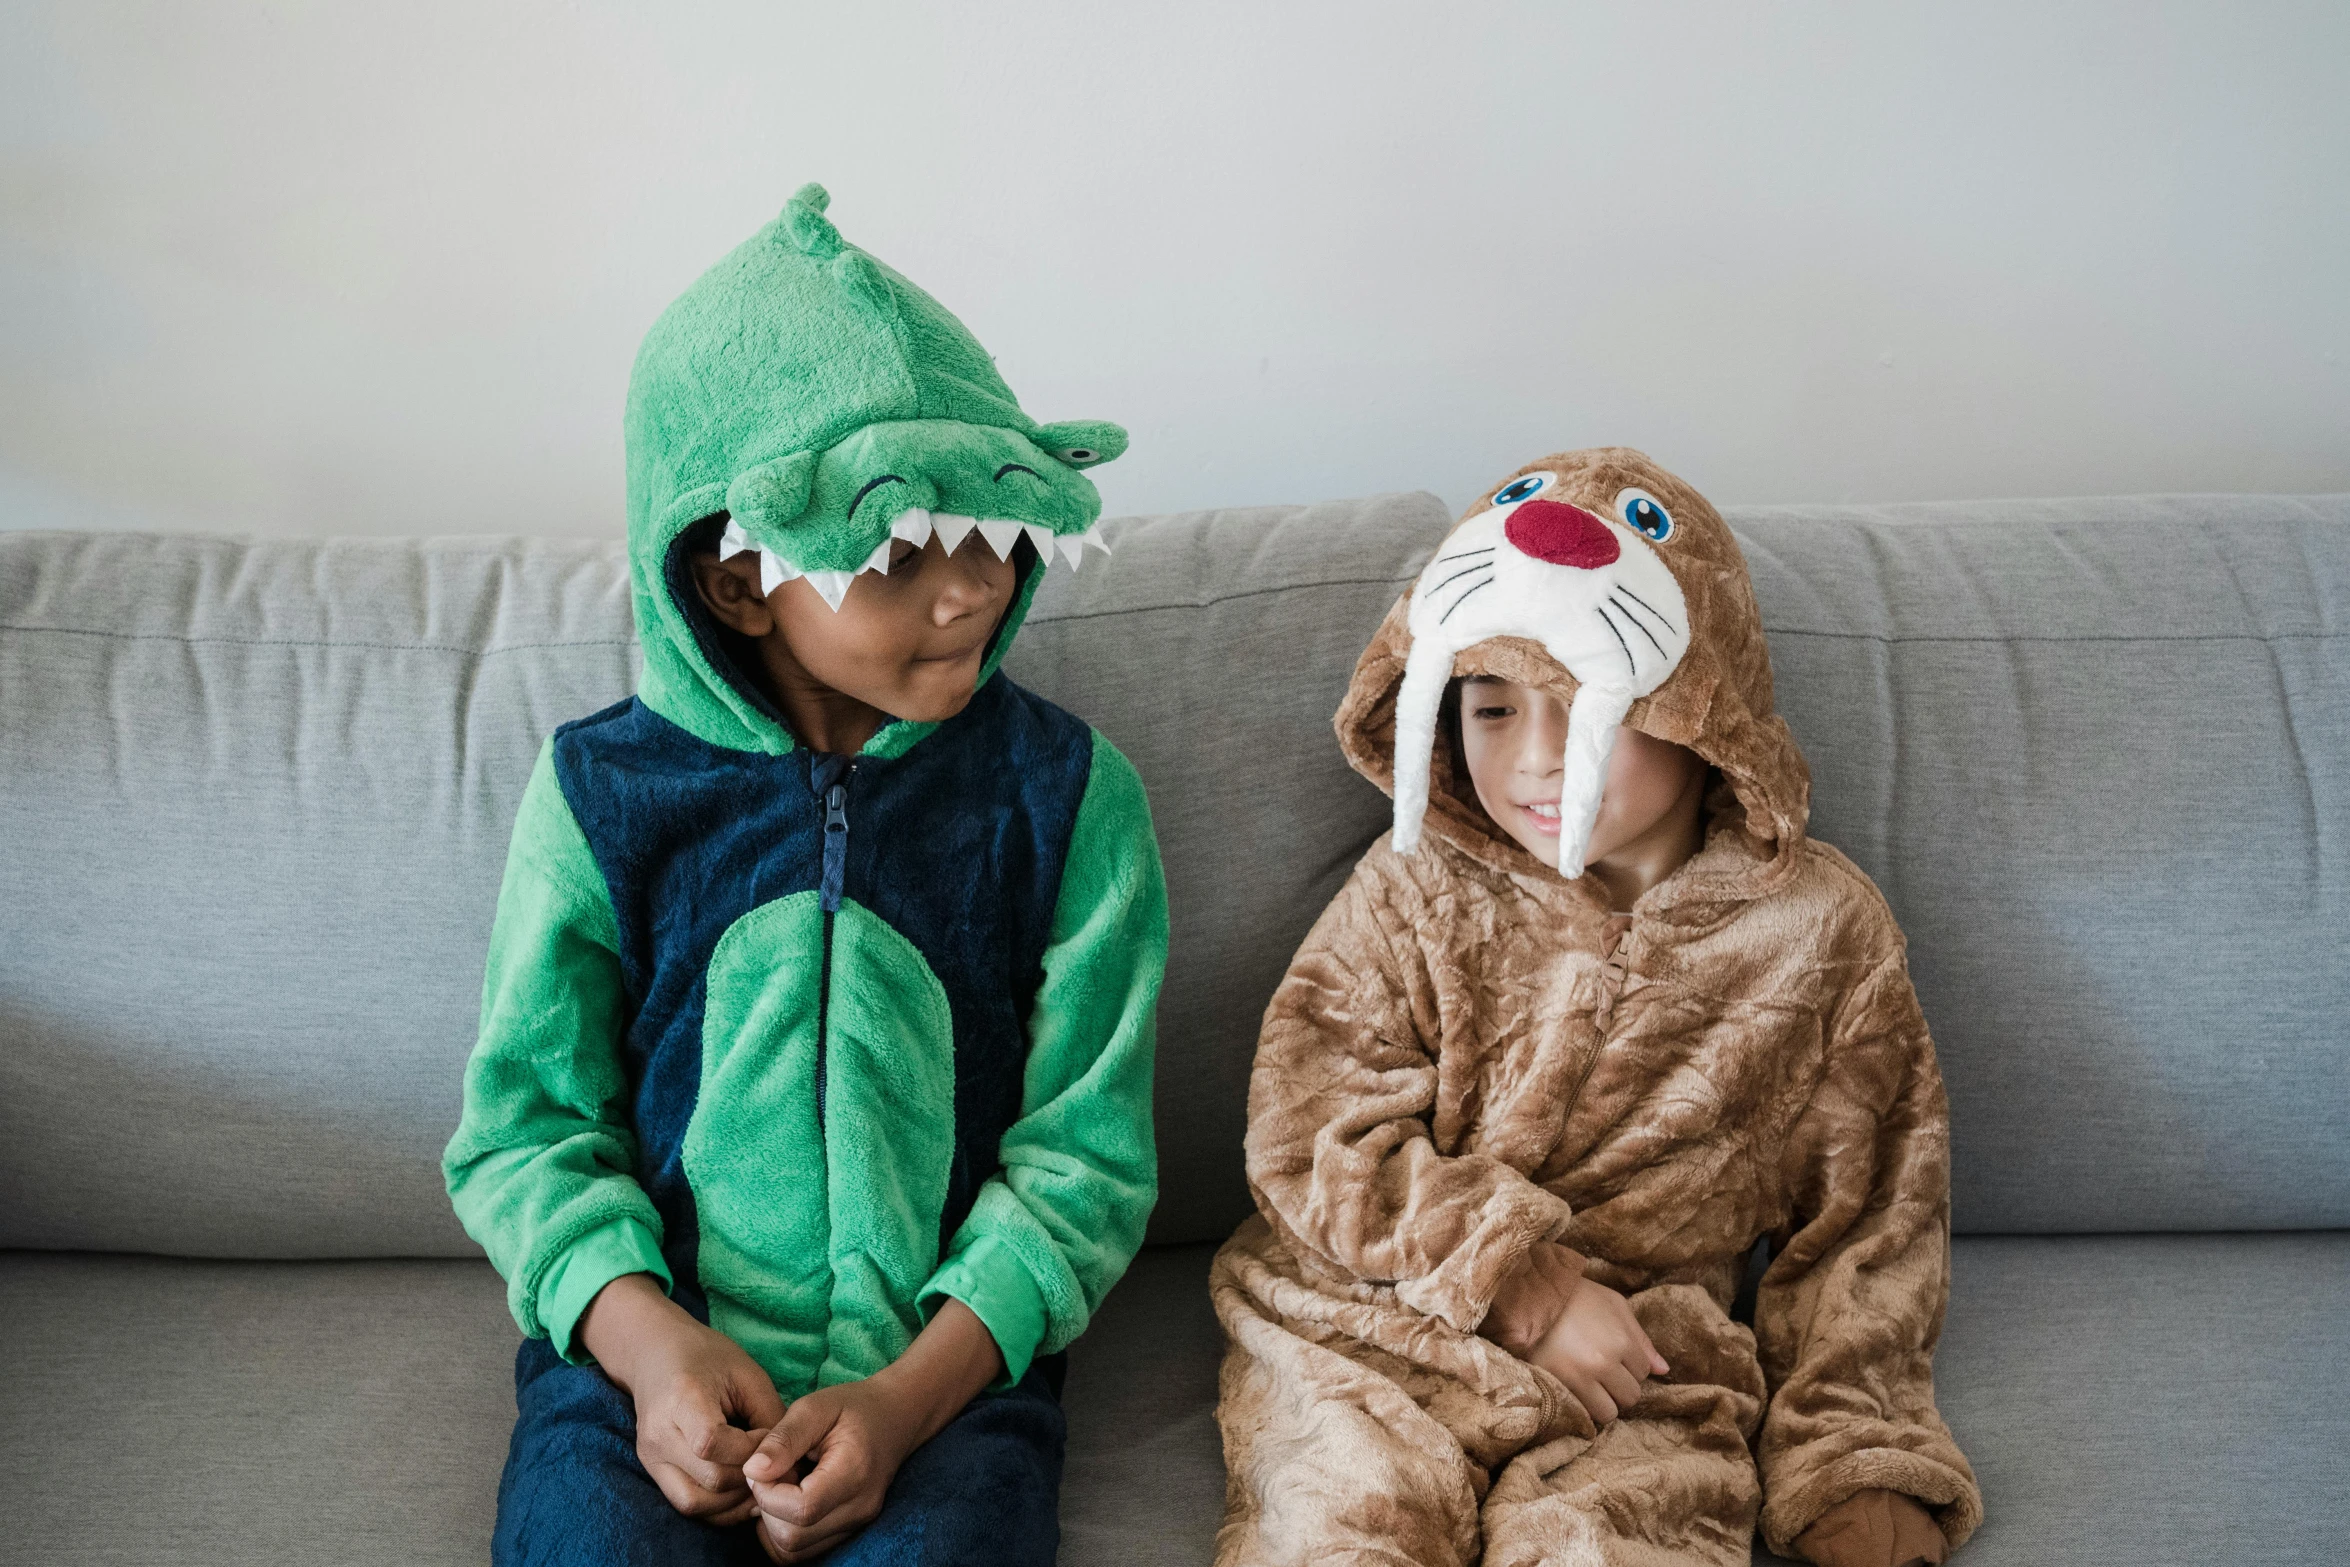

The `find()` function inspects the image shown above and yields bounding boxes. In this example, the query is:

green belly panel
[685,891,956,1396]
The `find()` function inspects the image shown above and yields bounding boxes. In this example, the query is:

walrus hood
[1337,447,1810,882]
[623,182,1127,756]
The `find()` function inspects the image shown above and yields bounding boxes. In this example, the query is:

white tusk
[759,548,802,597]
[977,520,1024,560]
[1389,635,1454,855]
[890,508,934,547]
[859,539,895,575]
[719,519,754,561]
[932,513,978,554]
[1554,682,1638,876]
[803,569,854,611]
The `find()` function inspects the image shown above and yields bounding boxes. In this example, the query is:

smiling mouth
[1517,800,1563,837]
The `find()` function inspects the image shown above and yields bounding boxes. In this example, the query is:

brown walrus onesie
[1210,449,1983,1566]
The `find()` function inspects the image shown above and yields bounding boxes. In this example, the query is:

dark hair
[681,510,731,557]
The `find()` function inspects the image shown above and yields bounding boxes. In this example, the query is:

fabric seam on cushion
[1020,572,1426,625]
[0,624,640,657]
[1760,628,2346,644]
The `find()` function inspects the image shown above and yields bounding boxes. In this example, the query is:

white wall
[5,1,2345,538]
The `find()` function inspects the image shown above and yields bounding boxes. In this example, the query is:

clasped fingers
[752,1464,884,1565]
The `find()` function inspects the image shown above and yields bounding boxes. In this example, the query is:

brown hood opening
[1335,447,1811,891]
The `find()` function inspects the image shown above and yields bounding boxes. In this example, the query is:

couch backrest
[3,491,2345,1259]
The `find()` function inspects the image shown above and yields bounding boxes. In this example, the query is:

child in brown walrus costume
[1211,449,1983,1567]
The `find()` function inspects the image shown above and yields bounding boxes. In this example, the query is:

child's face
[692,531,1019,728]
[1458,676,1706,873]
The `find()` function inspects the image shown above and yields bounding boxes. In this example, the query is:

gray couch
[4,489,2345,1566]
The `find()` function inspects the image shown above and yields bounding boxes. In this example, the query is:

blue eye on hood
[1617,488,1672,542]
[1492,471,1555,507]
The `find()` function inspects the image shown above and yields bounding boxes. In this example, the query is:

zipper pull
[1595,913,1633,1027]
[820,773,850,913]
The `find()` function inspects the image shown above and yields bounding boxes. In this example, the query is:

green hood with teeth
[623,183,1127,757]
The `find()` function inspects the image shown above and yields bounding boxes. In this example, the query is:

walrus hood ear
[622,183,1126,755]
[1335,447,1810,879]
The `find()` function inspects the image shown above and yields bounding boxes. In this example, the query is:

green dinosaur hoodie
[442,186,1167,1398]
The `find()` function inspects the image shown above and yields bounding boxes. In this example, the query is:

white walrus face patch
[1392,469,1691,875]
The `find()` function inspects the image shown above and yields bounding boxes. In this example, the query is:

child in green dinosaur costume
[443,184,1167,1567]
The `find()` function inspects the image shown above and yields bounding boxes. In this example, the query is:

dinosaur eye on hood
[1491,471,1556,507]
[1030,418,1126,471]
[1616,487,1672,542]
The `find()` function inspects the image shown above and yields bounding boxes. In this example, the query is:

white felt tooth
[932,513,978,554]
[718,519,754,561]
[1059,532,1087,570]
[859,539,895,575]
[1022,523,1056,561]
[758,548,801,597]
[1079,524,1112,556]
[804,569,854,611]
[890,509,934,547]
[977,519,1024,560]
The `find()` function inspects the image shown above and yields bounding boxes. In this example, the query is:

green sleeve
[918,731,1168,1383]
[442,738,673,1362]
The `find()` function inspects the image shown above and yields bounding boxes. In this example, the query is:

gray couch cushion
[6,1234,2343,1564]
[0,533,641,1257]
[5,492,2347,1256]
[1741,494,2350,1232]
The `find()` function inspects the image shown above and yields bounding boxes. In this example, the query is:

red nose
[1505,499,1620,569]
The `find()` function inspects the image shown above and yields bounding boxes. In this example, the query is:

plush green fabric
[625,182,1128,759]
[686,892,968,1395]
[442,742,662,1348]
[539,1217,672,1363]
[685,891,836,1387]
[919,734,1168,1379]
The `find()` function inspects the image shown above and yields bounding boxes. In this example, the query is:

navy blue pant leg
[494,1337,768,1567]
[493,1338,1066,1567]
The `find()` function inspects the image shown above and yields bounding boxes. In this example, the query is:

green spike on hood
[622,183,1129,757]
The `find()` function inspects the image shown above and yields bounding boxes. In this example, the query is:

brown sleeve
[1793,1488,1950,1567]
[1242,859,1573,1335]
[1754,948,1984,1558]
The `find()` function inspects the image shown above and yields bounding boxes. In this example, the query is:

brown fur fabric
[1211,450,1982,1565]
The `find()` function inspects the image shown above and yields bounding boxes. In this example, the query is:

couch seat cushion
[3,1234,2342,1564]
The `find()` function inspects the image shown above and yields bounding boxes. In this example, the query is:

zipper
[1560,913,1636,1125]
[811,755,854,1135]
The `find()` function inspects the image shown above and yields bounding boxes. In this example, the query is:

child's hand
[577,1272,785,1526]
[1479,1241,1589,1357]
[742,1375,930,1562]
[742,1297,1005,1564]
[1522,1275,1670,1427]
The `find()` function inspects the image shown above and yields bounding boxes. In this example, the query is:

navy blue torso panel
[549,674,1097,1321]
